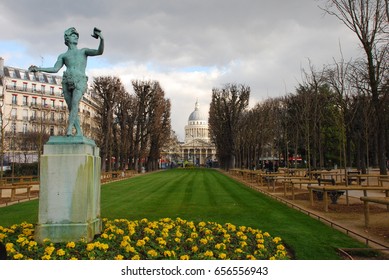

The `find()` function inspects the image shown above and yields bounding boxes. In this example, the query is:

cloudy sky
[0,0,362,140]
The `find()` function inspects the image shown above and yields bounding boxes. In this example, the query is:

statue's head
[64,27,79,46]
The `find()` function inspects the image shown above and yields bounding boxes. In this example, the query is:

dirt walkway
[225,171,389,258]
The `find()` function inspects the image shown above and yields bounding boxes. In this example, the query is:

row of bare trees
[92,77,172,172]
[209,0,388,174]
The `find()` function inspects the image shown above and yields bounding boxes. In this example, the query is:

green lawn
[0,168,366,259]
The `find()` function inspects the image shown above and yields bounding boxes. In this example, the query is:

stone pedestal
[35,136,101,243]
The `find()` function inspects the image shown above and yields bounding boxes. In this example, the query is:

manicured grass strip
[0,168,366,259]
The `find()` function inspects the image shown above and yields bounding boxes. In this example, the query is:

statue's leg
[62,87,74,136]
[68,80,87,136]
[75,116,82,136]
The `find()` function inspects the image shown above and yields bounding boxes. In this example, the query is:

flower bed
[0,218,289,260]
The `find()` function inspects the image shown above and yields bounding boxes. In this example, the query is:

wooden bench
[360,196,389,227]
[283,179,318,200]
[312,178,345,203]
[307,185,389,212]
[0,184,33,202]
[344,171,365,185]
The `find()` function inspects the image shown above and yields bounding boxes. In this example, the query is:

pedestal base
[35,136,101,243]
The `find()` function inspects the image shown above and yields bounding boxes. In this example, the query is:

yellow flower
[56,249,66,256]
[147,250,158,257]
[180,255,190,260]
[226,223,236,232]
[246,254,256,260]
[191,232,198,239]
[234,248,243,253]
[156,237,166,246]
[98,243,109,251]
[263,232,270,237]
[13,253,24,260]
[120,240,129,248]
[200,238,208,245]
[136,239,146,247]
[66,241,76,249]
[192,246,198,253]
[218,253,227,259]
[215,243,226,250]
[86,243,95,251]
[41,254,51,260]
[131,255,141,260]
[44,246,55,255]
[115,254,124,260]
[174,238,181,243]
[273,237,282,244]
[277,244,285,251]
[257,244,265,250]
[198,222,206,227]
[70,257,78,260]
[0,233,6,241]
[204,250,214,257]
[101,233,109,239]
[240,241,247,248]
[125,246,136,253]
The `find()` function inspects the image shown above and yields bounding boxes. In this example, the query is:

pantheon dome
[185,100,210,144]
[180,100,216,166]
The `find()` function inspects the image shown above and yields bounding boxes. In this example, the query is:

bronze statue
[29,27,104,136]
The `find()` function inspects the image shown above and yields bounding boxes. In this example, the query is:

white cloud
[0,0,363,140]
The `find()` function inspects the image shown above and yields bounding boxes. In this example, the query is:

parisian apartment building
[0,57,98,164]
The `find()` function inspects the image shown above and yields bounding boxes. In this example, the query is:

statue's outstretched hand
[28,65,38,72]
[92,27,103,39]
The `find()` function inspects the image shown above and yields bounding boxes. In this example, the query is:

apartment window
[41,85,45,94]
[51,99,55,107]
[23,83,27,91]
[50,87,54,95]
[22,123,28,134]
[50,126,54,136]
[39,74,45,83]
[23,96,28,106]
[23,109,28,121]
[42,98,47,107]
[50,112,55,121]
[11,123,16,135]
[21,71,27,80]
[32,97,37,106]
[32,84,36,92]
[11,108,17,120]
[12,95,17,105]
[12,81,17,90]
[31,110,37,120]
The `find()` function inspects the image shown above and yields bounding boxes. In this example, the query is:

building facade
[0,57,98,164]
[179,100,216,166]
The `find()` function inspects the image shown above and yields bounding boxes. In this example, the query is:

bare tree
[322,0,389,174]
[209,84,250,170]
[93,76,124,171]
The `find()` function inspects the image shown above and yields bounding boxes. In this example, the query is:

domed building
[180,100,216,166]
